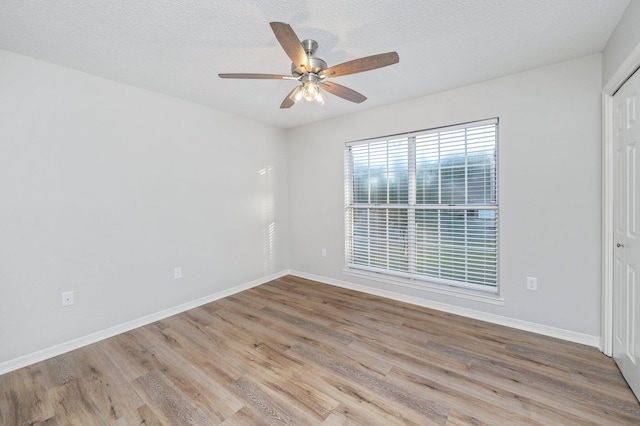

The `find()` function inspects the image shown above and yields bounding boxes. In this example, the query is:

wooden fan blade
[270,22,310,73]
[218,73,295,80]
[321,52,399,78]
[280,86,301,109]
[321,82,367,103]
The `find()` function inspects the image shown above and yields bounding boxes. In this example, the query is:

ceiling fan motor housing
[291,39,327,77]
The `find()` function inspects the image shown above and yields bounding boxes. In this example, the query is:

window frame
[344,118,499,295]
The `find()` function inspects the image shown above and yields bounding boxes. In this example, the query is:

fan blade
[270,22,310,73]
[218,73,295,80]
[321,82,367,103]
[320,52,399,78]
[280,86,301,109]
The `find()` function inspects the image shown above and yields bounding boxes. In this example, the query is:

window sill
[342,268,505,306]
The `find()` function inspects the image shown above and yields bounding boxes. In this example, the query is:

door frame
[602,44,640,356]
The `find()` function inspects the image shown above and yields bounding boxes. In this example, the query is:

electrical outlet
[174,267,182,279]
[526,277,537,291]
[321,248,327,258]
[61,291,74,307]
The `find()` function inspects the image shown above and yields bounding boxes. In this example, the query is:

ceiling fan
[219,22,400,109]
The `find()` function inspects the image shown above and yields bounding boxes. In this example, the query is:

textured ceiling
[0,0,630,128]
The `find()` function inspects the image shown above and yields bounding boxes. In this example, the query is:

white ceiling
[0,0,630,129]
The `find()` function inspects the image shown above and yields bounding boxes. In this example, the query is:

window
[345,119,498,292]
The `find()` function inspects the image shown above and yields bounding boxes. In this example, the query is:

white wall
[0,48,605,369]
[0,50,289,365]
[603,0,640,85]
[287,54,603,339]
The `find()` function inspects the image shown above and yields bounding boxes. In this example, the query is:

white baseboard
[2,268,601,375]
[288,270,601,348]
[0,270,288,375]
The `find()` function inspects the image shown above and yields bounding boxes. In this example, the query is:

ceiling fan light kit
[290,73,325,105]
[219,22,399,109]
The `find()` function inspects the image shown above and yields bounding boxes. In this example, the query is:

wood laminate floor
[1,275,639,425]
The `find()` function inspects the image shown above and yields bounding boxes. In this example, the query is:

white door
[613,67,640,400]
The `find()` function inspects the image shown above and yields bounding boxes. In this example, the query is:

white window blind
[345,119,498,292]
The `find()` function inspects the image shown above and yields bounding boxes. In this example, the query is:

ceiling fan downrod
[301,39,318,56]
